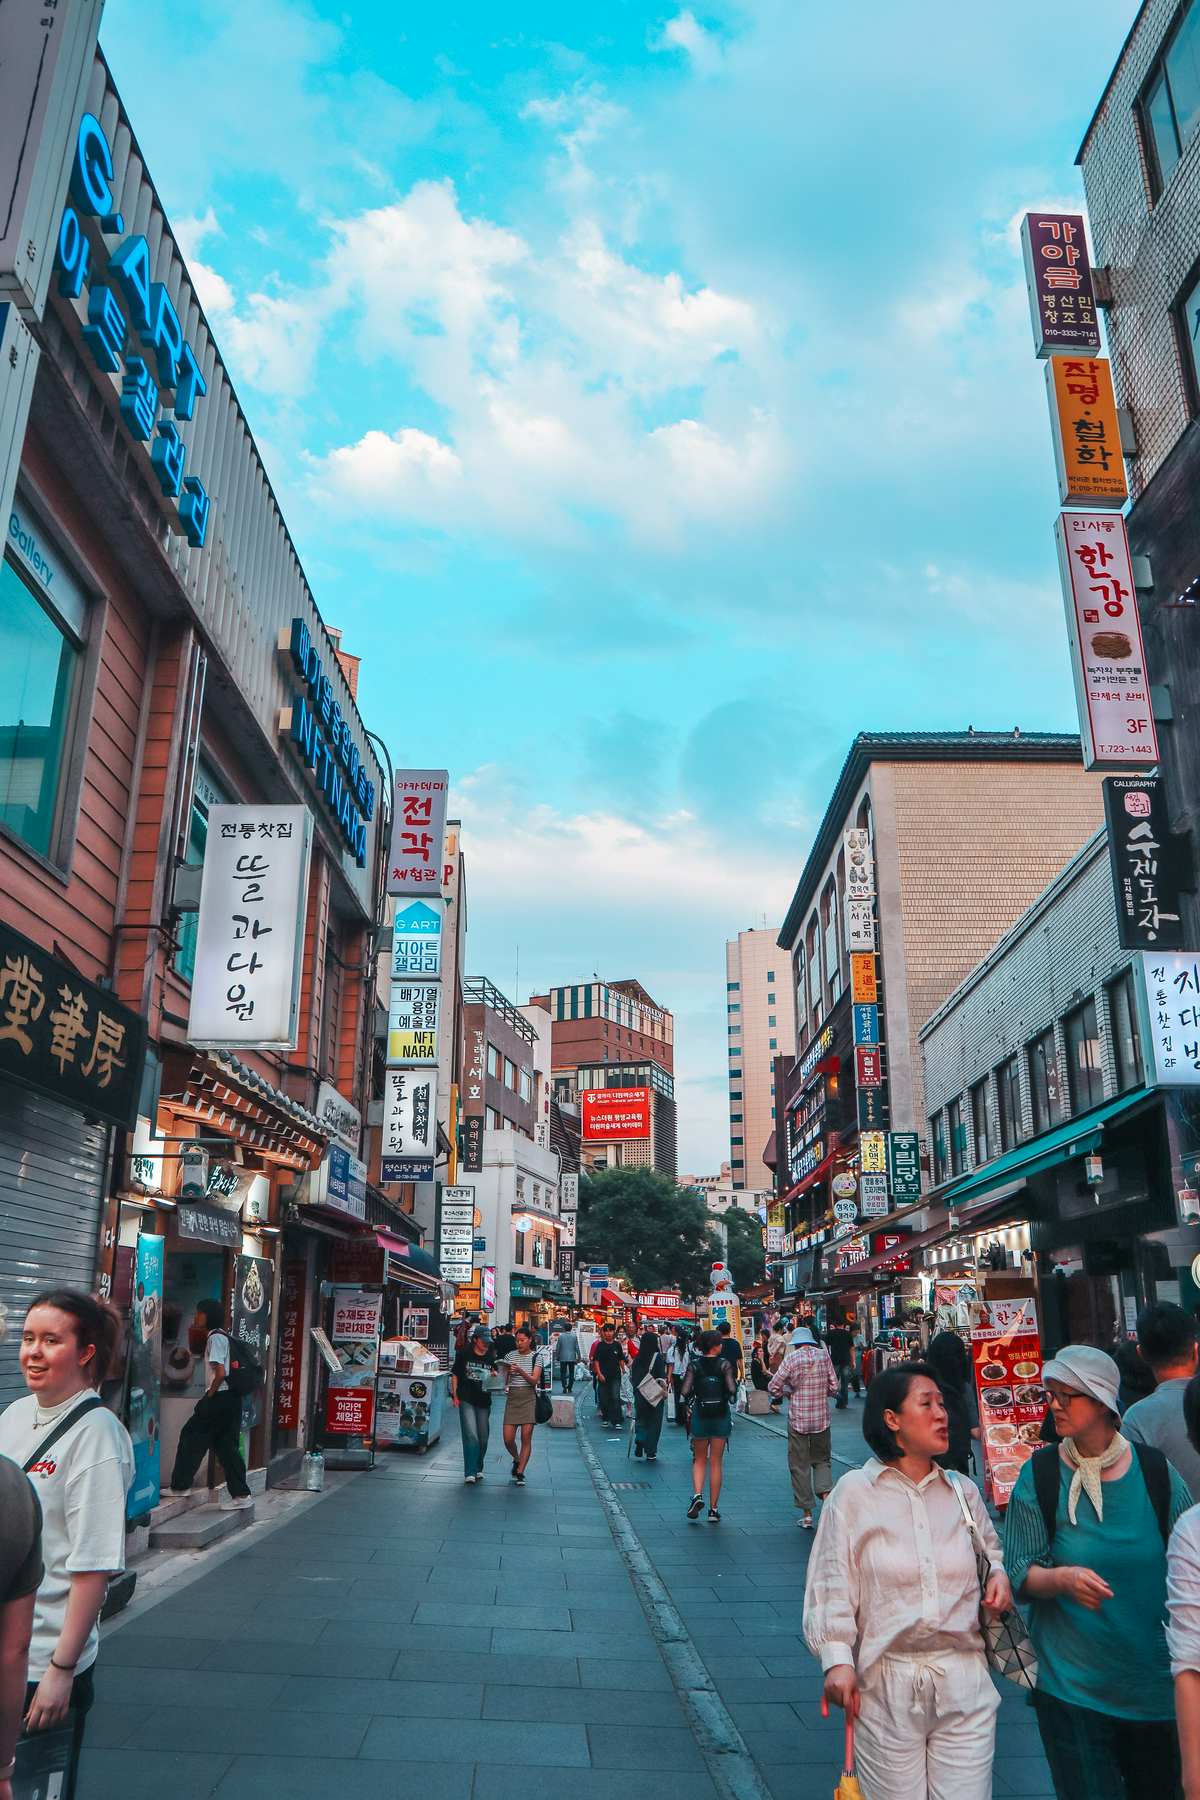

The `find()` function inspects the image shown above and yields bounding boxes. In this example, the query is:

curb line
[574,1416,776,1800]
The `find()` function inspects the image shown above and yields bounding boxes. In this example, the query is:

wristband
[49,1657,77,1673]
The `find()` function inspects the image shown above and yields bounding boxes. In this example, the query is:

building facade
[770,733,1106,1303]
[725,926,796,1189]
[528,978,677,1175]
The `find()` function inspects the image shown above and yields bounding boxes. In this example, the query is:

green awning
[939,1086,1158,1210]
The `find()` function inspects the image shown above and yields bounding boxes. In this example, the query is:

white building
[474,1126,568,1329]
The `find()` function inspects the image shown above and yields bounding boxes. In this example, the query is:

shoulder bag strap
[1131,1440,1172,1546]
[22,1394,107,1473]
[1032,1444,1061,1549]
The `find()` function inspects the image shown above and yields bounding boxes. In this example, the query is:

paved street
[83,1393,1052,1799]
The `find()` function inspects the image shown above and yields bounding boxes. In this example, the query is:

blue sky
[102,0,1137,1173]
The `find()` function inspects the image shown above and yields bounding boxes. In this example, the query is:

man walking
[592,1322,627,1427]
[1124,1301,1200,1499]
[168,1300,252,1509]
[553,1323,581,1393]
[717,1320,743,1382]
[768,1324,837,1529]
[824,1319,858,1408]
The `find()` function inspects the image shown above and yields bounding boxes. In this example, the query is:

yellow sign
[768,1201,785,1229]
[387,1028,437,1063]
[1046,356,1127,508]
[861,1131,887,1173]
[850,953,877,1005]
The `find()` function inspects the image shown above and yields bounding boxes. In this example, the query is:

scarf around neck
[1061,1430,1130,1524]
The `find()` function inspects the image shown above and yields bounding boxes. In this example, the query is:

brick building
[770,732,1105,1305]
[527,979,677,1175]
[725,926,796,1190]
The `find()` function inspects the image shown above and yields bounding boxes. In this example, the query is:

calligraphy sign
[187,805,314,1048]
[0,917,145,1128]
[387,770,449,896]
[1102,776,1189,950]
[381,1066,438,1176]
[1021,213,1101,357]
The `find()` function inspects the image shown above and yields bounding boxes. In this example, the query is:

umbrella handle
[819,1699,855,1775]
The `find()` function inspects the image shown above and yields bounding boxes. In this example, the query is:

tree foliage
[720,1203,767,1293]
[576,1167,718,1299]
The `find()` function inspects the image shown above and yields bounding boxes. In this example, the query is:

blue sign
[393,901,442,978]
[287,617,374,866]
[126,1234,164,1519]
[326,1146,367,1218]
[853,1004,879,1047]
[382,1156,434,1182]
[55,116,210,548]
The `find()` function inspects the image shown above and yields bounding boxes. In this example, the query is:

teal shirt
[1004,1451,1192,1721]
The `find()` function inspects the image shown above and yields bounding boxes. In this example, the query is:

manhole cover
[612,1481,651,1489]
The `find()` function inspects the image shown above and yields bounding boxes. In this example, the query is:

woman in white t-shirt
[502,1325,542,1486]
[0,1289,133,1800]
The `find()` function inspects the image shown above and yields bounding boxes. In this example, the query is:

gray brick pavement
[80,1388,1052,1798]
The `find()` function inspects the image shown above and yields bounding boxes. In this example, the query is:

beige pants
[854,1649,1000,1800]
[787,1426,831,1509]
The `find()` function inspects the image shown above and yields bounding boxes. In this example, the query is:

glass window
[0,554,81,862]
[519,1069,534,1103]
[769,1037,777,1050]
[504,1057,517,1089]
[970,1080,990,1166]
[767,971,775,981]
[1147,68,1182,187]
[730,1113,743,1123]
[767,991,776,1004]
[487,1045,501,1079]
[1028,1028,1063,1133]
[1064,1000,1104,1114]
[768,1015,777,1027]
[806,919,821,1017]
[1142,2,1200,194]
[728,1002,741,1012]
[731,1136,744,1145]
[727,982,740,991]
[996,1055,1021,1150]
[1108,971,1144,1094]
[1168,6,1200,154]
[931,1111,947,1185]
[948,1097,965,1177]
[176,759,230,982]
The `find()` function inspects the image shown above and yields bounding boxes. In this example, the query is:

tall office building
[725,928,797,1190]
[527,979,677,1175]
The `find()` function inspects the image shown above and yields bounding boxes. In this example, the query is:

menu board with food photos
[970,1298,1046,1508]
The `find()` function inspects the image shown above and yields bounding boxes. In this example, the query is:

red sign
[970,1300,1045,1508]
[855,1046,882,1088]
[634,1291,683,1309]
[325,1385,374,1435]
[582,1087,651,1141]
[274,1260,306,1430]
[330,1241,385,1285]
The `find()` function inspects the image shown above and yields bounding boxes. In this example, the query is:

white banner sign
[843,828,875,902]
[766,1225,785,1253]
[316,1081,361,1155]
[387,769,449,896]
[1055,512,1159,771]
[381,1067,438,1160]
[845,897,875,954]
[560,1173,579,1213]
[860,1172,890,1217]
[391,899,443,978]
[1137,952,1200,1088]
[441,1187,475,1227]
[559,1212,576,1247]
[386,981,441,1065]
[187,805,313,1048]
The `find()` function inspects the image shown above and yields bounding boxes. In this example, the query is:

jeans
[835,1363,859,1406]
[557,1361,576,1392]
[1031,1691,1183,1799]
[21,1663,95,1800]
[169,1390,250,1497]
[458,1400,491,1476]
[599,1375,622,1425]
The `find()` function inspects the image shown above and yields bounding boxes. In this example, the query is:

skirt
[504,1382,537,1425]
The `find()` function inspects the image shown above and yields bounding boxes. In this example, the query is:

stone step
[148,1503,254,1551]
[148,1494,197,1527]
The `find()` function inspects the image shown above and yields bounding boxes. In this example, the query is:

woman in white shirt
[0,1290,134,1800]
[803,1361,1012,1800]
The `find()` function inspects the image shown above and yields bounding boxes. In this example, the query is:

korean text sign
[582,1087,651,1140]
[1021,213,1101,357]
[1102,777,1186,950]
[391,900,442,978]
[387,770,449,896]
[381,1066,438,1180]
[1054,513,1159,770]
[187,805,313,1048]
[1136,952,1200,1086]
[1045,357,1126,508]
[326,1287,381,1436]
[970,1300,1044,1507]
[387,981,440,1065]
[0,917,146,1129]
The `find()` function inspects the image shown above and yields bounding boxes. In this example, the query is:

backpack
[212,1331,263,1397]
[1031,1441,1171,1548]
[693,1359,729,1420]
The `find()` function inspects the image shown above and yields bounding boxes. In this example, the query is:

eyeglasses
[1047,1386,1089,1407]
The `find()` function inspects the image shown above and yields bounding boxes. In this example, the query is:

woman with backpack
[0,1290,133,1800]
[167,1299,253,1507]
[631,1330,668,1461]
[680,1329,737,1521]
[1003,1344,1191,1798]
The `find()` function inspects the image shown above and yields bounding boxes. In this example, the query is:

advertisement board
[1045,356,1126,508]
[381,1067,437,1180]
[850,953,877,1004]
[386,981,440,1065]
[888,1132,922,1203]
[861,1132,887,1173]
[231,1254,274,1428]
[325,1288,382,1436]
[274,1260,306,1431]
[1020,213,1101,357]
[845,899,875,954]
[860,1173,889,1217]
[1103,776,1187,951]
[970,1298,1044,1507]
[187,805,314,1048]
[843,828,875,900]
[391,899,442,978]
[1054,512,1158,771]
[126,1234,163,1519]
[1136,952,1200,1087]
[387,770,449,896]
[855,1046,882,1088]
[581,1087,651,1140]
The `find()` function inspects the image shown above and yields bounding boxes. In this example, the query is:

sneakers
[687,1493,704,1520]
[798,1512,814,1529]
[220,1494,253,1511]
[514,1471,526,1486]
[511,1459,520,1479]
[708,1507,721,1523]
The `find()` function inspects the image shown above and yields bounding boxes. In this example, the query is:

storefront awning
[599,1284,638,1307]
[937,1086,1157,1211]
[378,1234,443,1292]
[160,1049,328,1170]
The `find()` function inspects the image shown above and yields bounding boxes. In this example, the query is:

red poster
[855,1046,882,1088]
[582,1087,651,1140]
[325,1386,374,1435]
[970,1300,1045,1507]
[274,1259,306,1430]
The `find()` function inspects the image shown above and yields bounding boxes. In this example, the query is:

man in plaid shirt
[768,1325,838,1529]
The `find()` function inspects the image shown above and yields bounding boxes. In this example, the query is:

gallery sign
[387,769,449,896]
[850,954,877,1005]
[187,805,313,1049]
[855,1046,883,1088]
[860,1173,889,1217]
[1136,953,1200,1087]
[852,1003,879,1047]
[1021,213,1101,357]
[1102,776,1188,950]
[1054,512,1158,771]
[1045,357,1126,509]
[316,1080,362,1155]
[391,900,442,978]
[845,898,875,954]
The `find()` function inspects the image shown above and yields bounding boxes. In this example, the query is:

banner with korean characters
[1054,512,1159,772]
[1135,952,1200,1087]
[850,954,877,1005]
[1020,213,1101,358]
[843,828,874,901]
[1045,357,1126,509]
[188,804,314,1048]
[381,1067,438,1181]
[860,1173,889,1218]
[969,1298,1045,1508]
[387,770,449,897]
[1103,776,1188,951]
[387,980,440,1064]
[274,1261,306,1431]
[325,1288,382,1436]
[845,899,875,954]
[126,1234,164,1519]
[860,1132,887,1174]
[391,899,442,978]
[888,1132,922,1204]
[439,1185,475,1283]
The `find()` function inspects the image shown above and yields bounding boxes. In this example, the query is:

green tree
[720,1203,767,1293]
[576,1167,717,1299]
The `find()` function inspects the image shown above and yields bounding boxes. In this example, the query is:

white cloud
[222,292,323,397]
[651,10,726,78]
[172,207,234,316]
[313,427,462,514]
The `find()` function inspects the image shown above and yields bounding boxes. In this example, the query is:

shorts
[690,1412,731,1440]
